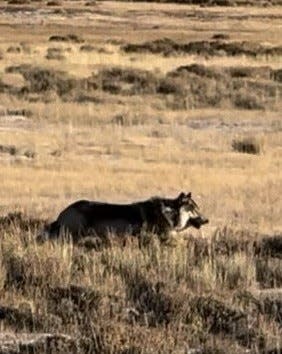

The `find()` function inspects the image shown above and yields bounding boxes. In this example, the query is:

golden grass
[0,1,281,352]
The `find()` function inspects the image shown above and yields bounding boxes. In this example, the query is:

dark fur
[38,193,208,243]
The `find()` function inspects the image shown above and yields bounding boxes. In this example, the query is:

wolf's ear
[177,192,186,200]
[187,192,192,198]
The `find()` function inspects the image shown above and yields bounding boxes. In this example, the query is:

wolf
[37,192,208,243]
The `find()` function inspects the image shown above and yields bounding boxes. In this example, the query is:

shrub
[80,44,96,52]
[49,34,84,43]
[6,65,78,96]
[233,91,264,110]
[232,136,262,154]
[8,0,30,4]
[272,69,282,83]
[46,48,66,60]
[212,33,230,40]
[123,38,282,57]
[7,46,21,53]
[157,77,184,94]
[46,0,62,5]
[85,0,96,5]
[95,67,158,95]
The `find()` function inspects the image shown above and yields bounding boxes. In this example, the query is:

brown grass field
[0,0,281,352]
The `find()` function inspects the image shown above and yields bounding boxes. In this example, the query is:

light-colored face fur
[160,193,202,231]
[174,193,202,231]
[176,206,199,231]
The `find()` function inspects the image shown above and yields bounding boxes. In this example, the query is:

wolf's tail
[48,220,60,237]
[36,220,60,243]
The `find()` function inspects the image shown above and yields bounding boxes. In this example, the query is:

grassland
[0,0,281,353]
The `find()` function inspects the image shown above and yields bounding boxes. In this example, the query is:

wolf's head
[155,192,208,232]
[173,192,209,231]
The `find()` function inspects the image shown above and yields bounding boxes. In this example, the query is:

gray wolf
[37,192,208,243]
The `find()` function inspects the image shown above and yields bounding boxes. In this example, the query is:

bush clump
[7,46,21,53]
[7,0,30,4]
[123,38,282,57]
[46,48,66,60]
[49,34,84,43]
[5,65,79,96]
[95,67,158,95]
[232,136,262,154]
[46,0,62,5]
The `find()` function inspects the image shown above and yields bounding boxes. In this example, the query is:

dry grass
[0,0,281,352]
[0,217,281,352]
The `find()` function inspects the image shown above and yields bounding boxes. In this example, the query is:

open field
[0,0,281,353]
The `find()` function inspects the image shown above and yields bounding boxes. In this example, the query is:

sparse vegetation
[46,0,62,5]
[85,0,96,5]
[79,44,96,52]
[0,1,281,353]
[3,63,281,109]
[7,46,21,54]
[0,216,281,353]
[114,0,282,5]
[49,34,84,43]
[123,38,282,57]
[7,0,30,4]
[46,48,66,60]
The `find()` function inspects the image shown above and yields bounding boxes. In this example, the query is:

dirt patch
[123,38,282,57]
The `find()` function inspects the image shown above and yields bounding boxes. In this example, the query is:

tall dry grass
[0,1,281,352]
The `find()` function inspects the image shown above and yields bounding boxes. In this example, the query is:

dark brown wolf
[37,192,208,242]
